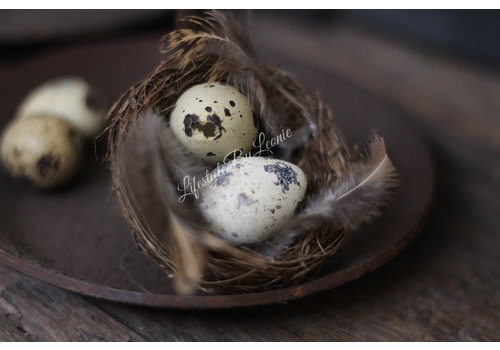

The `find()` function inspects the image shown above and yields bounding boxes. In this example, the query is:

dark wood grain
[1,12,499,341]
[0,266,144,341]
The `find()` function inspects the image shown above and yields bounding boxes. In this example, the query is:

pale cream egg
[169,82,258,165]
[199,157,307,245]
[15,76,108,139]
[1,115,84,189]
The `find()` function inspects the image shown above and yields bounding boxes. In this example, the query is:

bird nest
[105,11,396,295]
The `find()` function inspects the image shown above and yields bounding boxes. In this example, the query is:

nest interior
[105,11,395,295]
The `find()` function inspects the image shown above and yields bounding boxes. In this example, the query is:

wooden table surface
[1,12,499,341]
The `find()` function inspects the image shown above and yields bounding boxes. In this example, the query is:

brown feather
[259,135,398,258]
[116,110,210,294]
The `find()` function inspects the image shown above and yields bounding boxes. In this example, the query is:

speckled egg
[199,157,307,245]
[1,115,84,189]
[169,82,258,165]
[15,76,108,138]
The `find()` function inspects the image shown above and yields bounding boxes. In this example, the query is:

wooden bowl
[0,33,434,309]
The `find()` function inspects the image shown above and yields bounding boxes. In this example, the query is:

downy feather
[259,136,398,258]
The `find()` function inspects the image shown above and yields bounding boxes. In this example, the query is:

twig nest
[15,76,108,139]
[170,82,258,164]
[105,11,397,295]
[1,115,84,189]
[199,157,307,245]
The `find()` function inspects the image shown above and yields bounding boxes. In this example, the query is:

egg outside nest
[0,115,85,189]
[15,76,108,139]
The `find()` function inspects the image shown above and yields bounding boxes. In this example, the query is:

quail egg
[15,76,108,138]
[1,115,84,189]
[199,157,307,245]
[169,82,258,165]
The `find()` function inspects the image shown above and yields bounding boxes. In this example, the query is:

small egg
[199,157,307,245]
[170,82,258,165]
[15,76,108,138]
[1,115,84,189]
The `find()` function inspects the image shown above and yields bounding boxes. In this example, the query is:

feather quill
[258,135,398,258]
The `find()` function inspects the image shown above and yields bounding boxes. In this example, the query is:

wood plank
[0,265,144,341]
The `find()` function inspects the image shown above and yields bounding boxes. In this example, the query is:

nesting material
[105,11,397,295]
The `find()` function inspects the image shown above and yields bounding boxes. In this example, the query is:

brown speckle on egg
[215,170,232,186]
[192,121,217,138]
[264,161,299,193]
[237,192,254,208]
[36,154,60,177]
[183,114,200,137]
[206,113,225,140]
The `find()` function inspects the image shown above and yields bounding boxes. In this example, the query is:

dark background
[1,10,499,70]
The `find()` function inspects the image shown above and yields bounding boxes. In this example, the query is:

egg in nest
[170,82,258,165]
[199,157,307,245]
